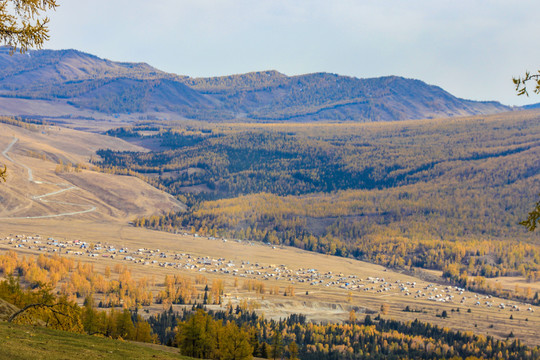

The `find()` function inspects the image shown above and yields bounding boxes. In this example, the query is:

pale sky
[44,0,540,106]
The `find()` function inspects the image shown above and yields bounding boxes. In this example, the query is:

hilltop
[0,48,511,123]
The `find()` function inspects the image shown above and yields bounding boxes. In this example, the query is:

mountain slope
[0,47,511,122]
[0,47,178,90]
[67,78,216,114]
[197,73,509,121]
[0,121,185,221]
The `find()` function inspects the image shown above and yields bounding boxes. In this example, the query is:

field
[0,119,539,348]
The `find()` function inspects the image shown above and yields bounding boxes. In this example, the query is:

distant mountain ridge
[0,47,512,122]
[523,102,540,110]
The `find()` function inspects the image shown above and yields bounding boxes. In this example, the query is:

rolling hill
[0,47,511,122]
[0,120,185,221]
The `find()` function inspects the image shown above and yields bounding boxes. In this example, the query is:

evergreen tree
[271,331,284,360]
[260,342,269,358]
[176,309,216,358]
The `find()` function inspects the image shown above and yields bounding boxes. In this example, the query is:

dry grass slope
[0,122,184,221]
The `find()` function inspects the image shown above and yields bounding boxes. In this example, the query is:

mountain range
[0,47,513,122]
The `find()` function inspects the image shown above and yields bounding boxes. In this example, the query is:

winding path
[0,137,97,219]
[2,137,33,182]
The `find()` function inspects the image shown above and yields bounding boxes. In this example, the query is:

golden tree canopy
[0,0,58,53]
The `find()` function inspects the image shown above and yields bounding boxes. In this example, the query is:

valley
[98,111,540,299]
[0,118,539,349]
[2,1,540,358]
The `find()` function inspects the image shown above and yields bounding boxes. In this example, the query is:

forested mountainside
[0,47,510,122]
[90,110,540,299]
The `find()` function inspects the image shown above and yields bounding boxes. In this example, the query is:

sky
[44,0,540,106]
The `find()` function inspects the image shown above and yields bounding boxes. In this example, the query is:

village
[1,232,535,314]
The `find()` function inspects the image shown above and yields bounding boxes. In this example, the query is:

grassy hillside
[0,321,190,360]
[0,120,184,221]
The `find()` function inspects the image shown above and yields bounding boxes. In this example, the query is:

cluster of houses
[1,233,535,313]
